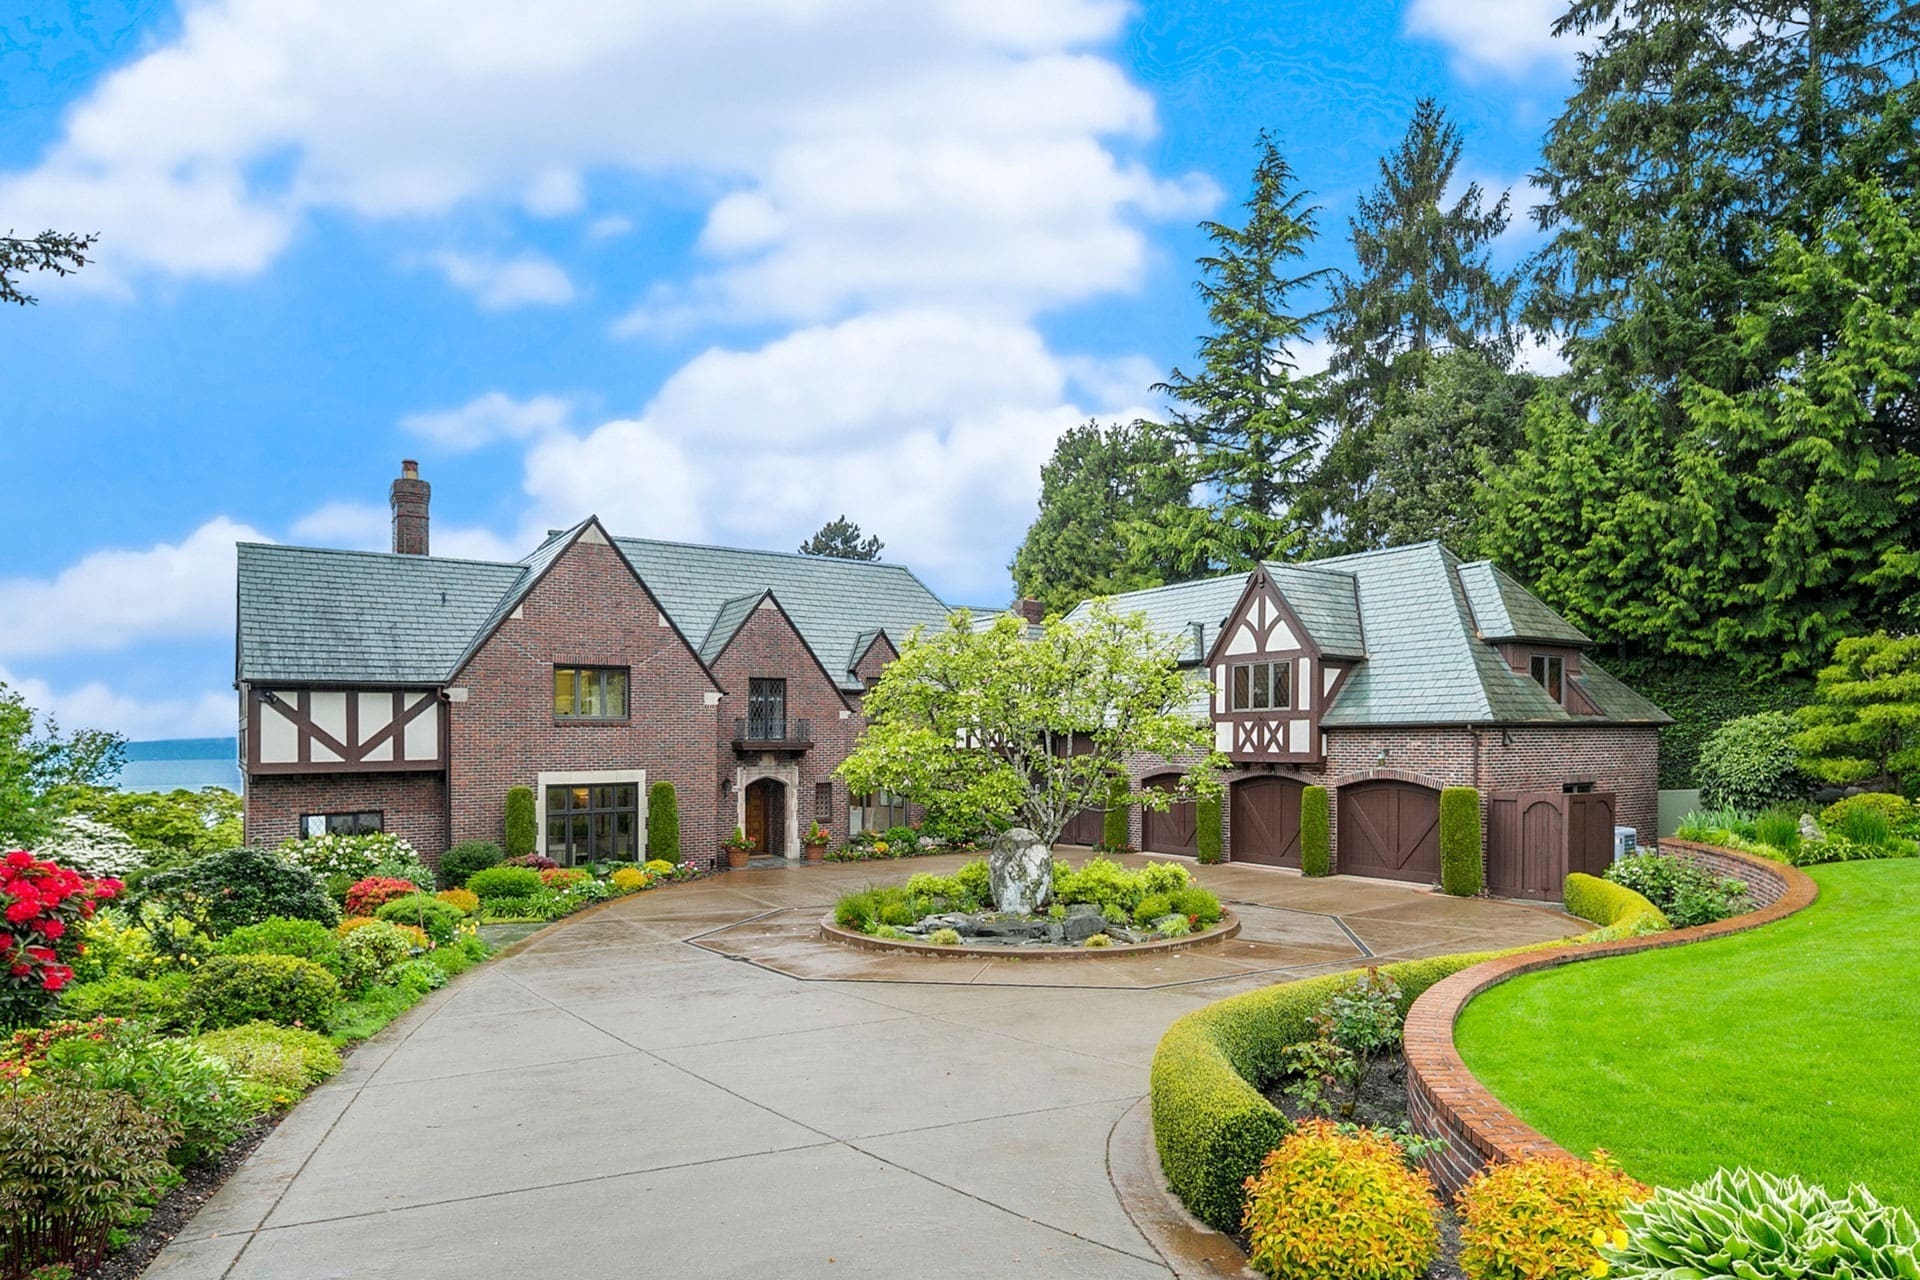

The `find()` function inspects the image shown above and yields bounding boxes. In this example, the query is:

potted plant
[723,827,755,869]
[802,821,831,862]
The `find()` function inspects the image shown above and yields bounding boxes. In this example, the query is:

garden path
[144,853,1578,1279]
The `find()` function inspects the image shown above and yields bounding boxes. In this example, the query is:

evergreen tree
[798,515,883,560]
[1147,133,1331,573]
[1010,420,1189,614]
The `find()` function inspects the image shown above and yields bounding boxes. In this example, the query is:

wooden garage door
[1232,776,1303,867]
[1059,805,1106,847]
[1141,774,1197,857]
[1338,781,1440,883]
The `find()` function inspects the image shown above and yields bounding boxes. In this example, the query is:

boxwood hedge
[1439,786,1483,897]
[1563,873,1670,937]
[1300,786,1331,877]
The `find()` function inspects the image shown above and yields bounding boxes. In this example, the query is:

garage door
[1141,774,1197,857]
[1231,776,1303,867]
[1059,805,1106,847]
[1338,781,1440,883]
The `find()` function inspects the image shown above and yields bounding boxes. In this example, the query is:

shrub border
[1403,841,1817,1195]
[819,909,1239,960]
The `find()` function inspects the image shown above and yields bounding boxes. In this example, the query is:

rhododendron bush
[1,849,122,1028]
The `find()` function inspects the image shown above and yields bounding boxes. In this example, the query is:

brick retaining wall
[1403,842,1816,1195]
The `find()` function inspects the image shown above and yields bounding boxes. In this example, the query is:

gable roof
[1261,563,1366,658]
[1060,576,1245,664]
[1455,560,1593,645]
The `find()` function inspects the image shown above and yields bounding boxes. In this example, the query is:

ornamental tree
[839,605,1220,909]
[1793,632,1920,797]
[1,850,123,1028]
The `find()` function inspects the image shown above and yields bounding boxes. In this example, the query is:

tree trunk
[989,827,1053,914]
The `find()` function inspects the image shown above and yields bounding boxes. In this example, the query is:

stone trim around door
[734,758,802,860]
[533,769,648,863]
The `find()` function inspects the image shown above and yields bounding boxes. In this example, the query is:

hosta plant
[1241,1120,1439,1280]
[1606,1167,1920,1279]
[1456,1152,1649,1280]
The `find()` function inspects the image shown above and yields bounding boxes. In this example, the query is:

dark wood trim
[245,687,450,776]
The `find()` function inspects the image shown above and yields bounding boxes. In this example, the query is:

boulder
[1799,812,1825,843]
[989,827,1054,914]
[1062,903,1107,943]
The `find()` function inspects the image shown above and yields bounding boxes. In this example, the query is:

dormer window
[1529,654,1565,702]
[1230,661,1291,711]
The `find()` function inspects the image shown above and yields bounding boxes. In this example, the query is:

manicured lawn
[1455,860,1920,1213]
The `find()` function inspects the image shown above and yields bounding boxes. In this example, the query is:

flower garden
[0,830,697,1280]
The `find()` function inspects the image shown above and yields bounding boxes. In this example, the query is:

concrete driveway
[146,855,1578,1280]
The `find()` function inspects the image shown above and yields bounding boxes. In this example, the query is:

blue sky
[0,0,1579,740]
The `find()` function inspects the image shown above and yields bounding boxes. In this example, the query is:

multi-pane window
[746,678,787,740]
[1529,654,1565,702]
[301,811,383,838]
[554,666,629,719]
[850,790,909,834]
[544,782,639,865]
[1229,661,1292,711]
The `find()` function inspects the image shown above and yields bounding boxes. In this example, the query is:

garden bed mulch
[1255,1052,1467,1280]
[76,1114,280,1280]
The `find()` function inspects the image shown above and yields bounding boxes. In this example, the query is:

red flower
[34,919,65,939]
[3,901,36,924]
[3,850,31,869]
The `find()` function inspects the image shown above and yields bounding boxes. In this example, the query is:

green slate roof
[1262,563,1365,658]
[1060,576,1245,663]
[1456,560,1593,645]
[237,527,952,691]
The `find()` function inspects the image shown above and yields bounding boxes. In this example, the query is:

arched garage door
[1338,781,1440,883]
[1231,776,1303,867]
[1141,774,1197,857]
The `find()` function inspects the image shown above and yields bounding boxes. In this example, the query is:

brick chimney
[390,460,430,555]
[1013,596,1045,624]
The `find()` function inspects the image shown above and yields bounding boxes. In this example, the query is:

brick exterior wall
[443,536,725,869]
[246,771,447,853]
[707,600,861,849]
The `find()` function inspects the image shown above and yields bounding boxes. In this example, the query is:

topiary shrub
[1300,786,1330,876]
[1102,778,1131,850]
[1241,1119,1439,1280]
[466,866,543,901]
[186,954,342,1029]
[1457,1153,1650,1280]
[1196,795,1223,864]
[1698,711,1809,811]
[646,781,680,863]
[132,847,339,937]
[1606,1168,1920,1279]
[216,917,344,975]
[373,894,466,943]
[438,840,502,888]
[504,786,537,857]
[1439,786,1482,896]
[1563,873,1670,935]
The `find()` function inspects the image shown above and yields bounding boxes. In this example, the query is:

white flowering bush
[34,814,146,878]
[281,832,419,883]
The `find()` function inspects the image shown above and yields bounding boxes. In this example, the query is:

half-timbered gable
[247,687,444,773]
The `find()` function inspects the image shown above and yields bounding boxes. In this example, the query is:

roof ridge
[237,541,521,571]
[609,533,918,574]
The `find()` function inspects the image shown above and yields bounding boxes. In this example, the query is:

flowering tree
[1,850,122,1027]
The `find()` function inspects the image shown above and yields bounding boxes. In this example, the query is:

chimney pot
[1013,597,1045,625]
[390,460,431,555]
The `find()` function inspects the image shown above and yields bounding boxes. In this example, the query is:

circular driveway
[146,855,1578,1280]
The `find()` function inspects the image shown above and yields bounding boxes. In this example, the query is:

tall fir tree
[1147,133,1331,574]
[1315,99,1518,549]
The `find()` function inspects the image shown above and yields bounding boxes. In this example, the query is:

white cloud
[1514,328,1569,376]
[0,664,233,740]
[401,391,575,451]
[288,502,388,550]
[1405,0,1586,75]
[521,420,707,544]
[0,518,265,658]
[430,251,576,310]
[586,215,633,240]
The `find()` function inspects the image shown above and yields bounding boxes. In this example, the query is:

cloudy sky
[0,0,1579,741]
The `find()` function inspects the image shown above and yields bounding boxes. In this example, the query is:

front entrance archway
[735,759,802,859]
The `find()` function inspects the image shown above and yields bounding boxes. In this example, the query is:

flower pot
[725,845,751,870]
[802,841,827,863]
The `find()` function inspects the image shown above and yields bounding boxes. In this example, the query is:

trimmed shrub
[1133,892,1175,927]
[0,1085,178,1276]
[504,786,537,857]
[337,920,421,993]
[186,954,342,1030]
[1698,712,1808,811]
[344,876,420,916]
[132,847,338,937]
[1242,1120,1439,1280]
[434,888,480,914]
[646,781,680,863]
[466,866,544,901]
[1606,1168,1920,1279]
[56,972,192,1031]
[216,917,344,975]
[374,894,465,943]
[1103,778,1131,850]
[1300,786,1331,876]
[438,840,502,888]
[1169,885,1223,925]
[609,866,649,894]
[1439,786,1482,896]
[1563,873,1670,934]
[1457,1153,1650,1280]
[195,1021,341,1112]
[644,859,678,877]
[1196,795,1223,864]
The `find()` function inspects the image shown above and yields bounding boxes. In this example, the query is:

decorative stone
[1799,812,1824,842]
[989,827,1053,914]
[1062,903,1107,943]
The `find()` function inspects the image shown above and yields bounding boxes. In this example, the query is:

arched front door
[1231,776,1303,867]
[1337,781,1440,882]
[744,778,787,856]
[1141,773,1197,857]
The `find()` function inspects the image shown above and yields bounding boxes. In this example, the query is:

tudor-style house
[237,462,948,867]
[1063,542,1670,900]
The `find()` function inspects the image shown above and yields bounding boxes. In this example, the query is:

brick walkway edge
[1403,841,1819,1195]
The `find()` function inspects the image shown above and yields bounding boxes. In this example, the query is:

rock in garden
[990,827,1053,913]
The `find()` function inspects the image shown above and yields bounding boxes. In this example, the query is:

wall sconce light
[1501,729,1515,748]
[1375,747,1389,767]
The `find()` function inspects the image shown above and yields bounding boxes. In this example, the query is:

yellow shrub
[435,889,480,914]
[1242,1120,1439,1280]
[335,916,379,937]
[643,860,677,877]
[1457,1153,1649,1280]
[610,866,650,893]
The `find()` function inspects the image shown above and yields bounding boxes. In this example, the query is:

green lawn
[1455,860,1920,1213]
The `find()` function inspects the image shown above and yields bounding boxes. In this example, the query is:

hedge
[504,786,537,858]
[1300,786,1330,877]
[1150,949,1518,1232]
[1439,787,1483,897]
[1103,778,1131,849]
[1196,796,1223,864]
[647,781,680,863]
[1563,872,1669,936]
[1610,656,1813,790]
